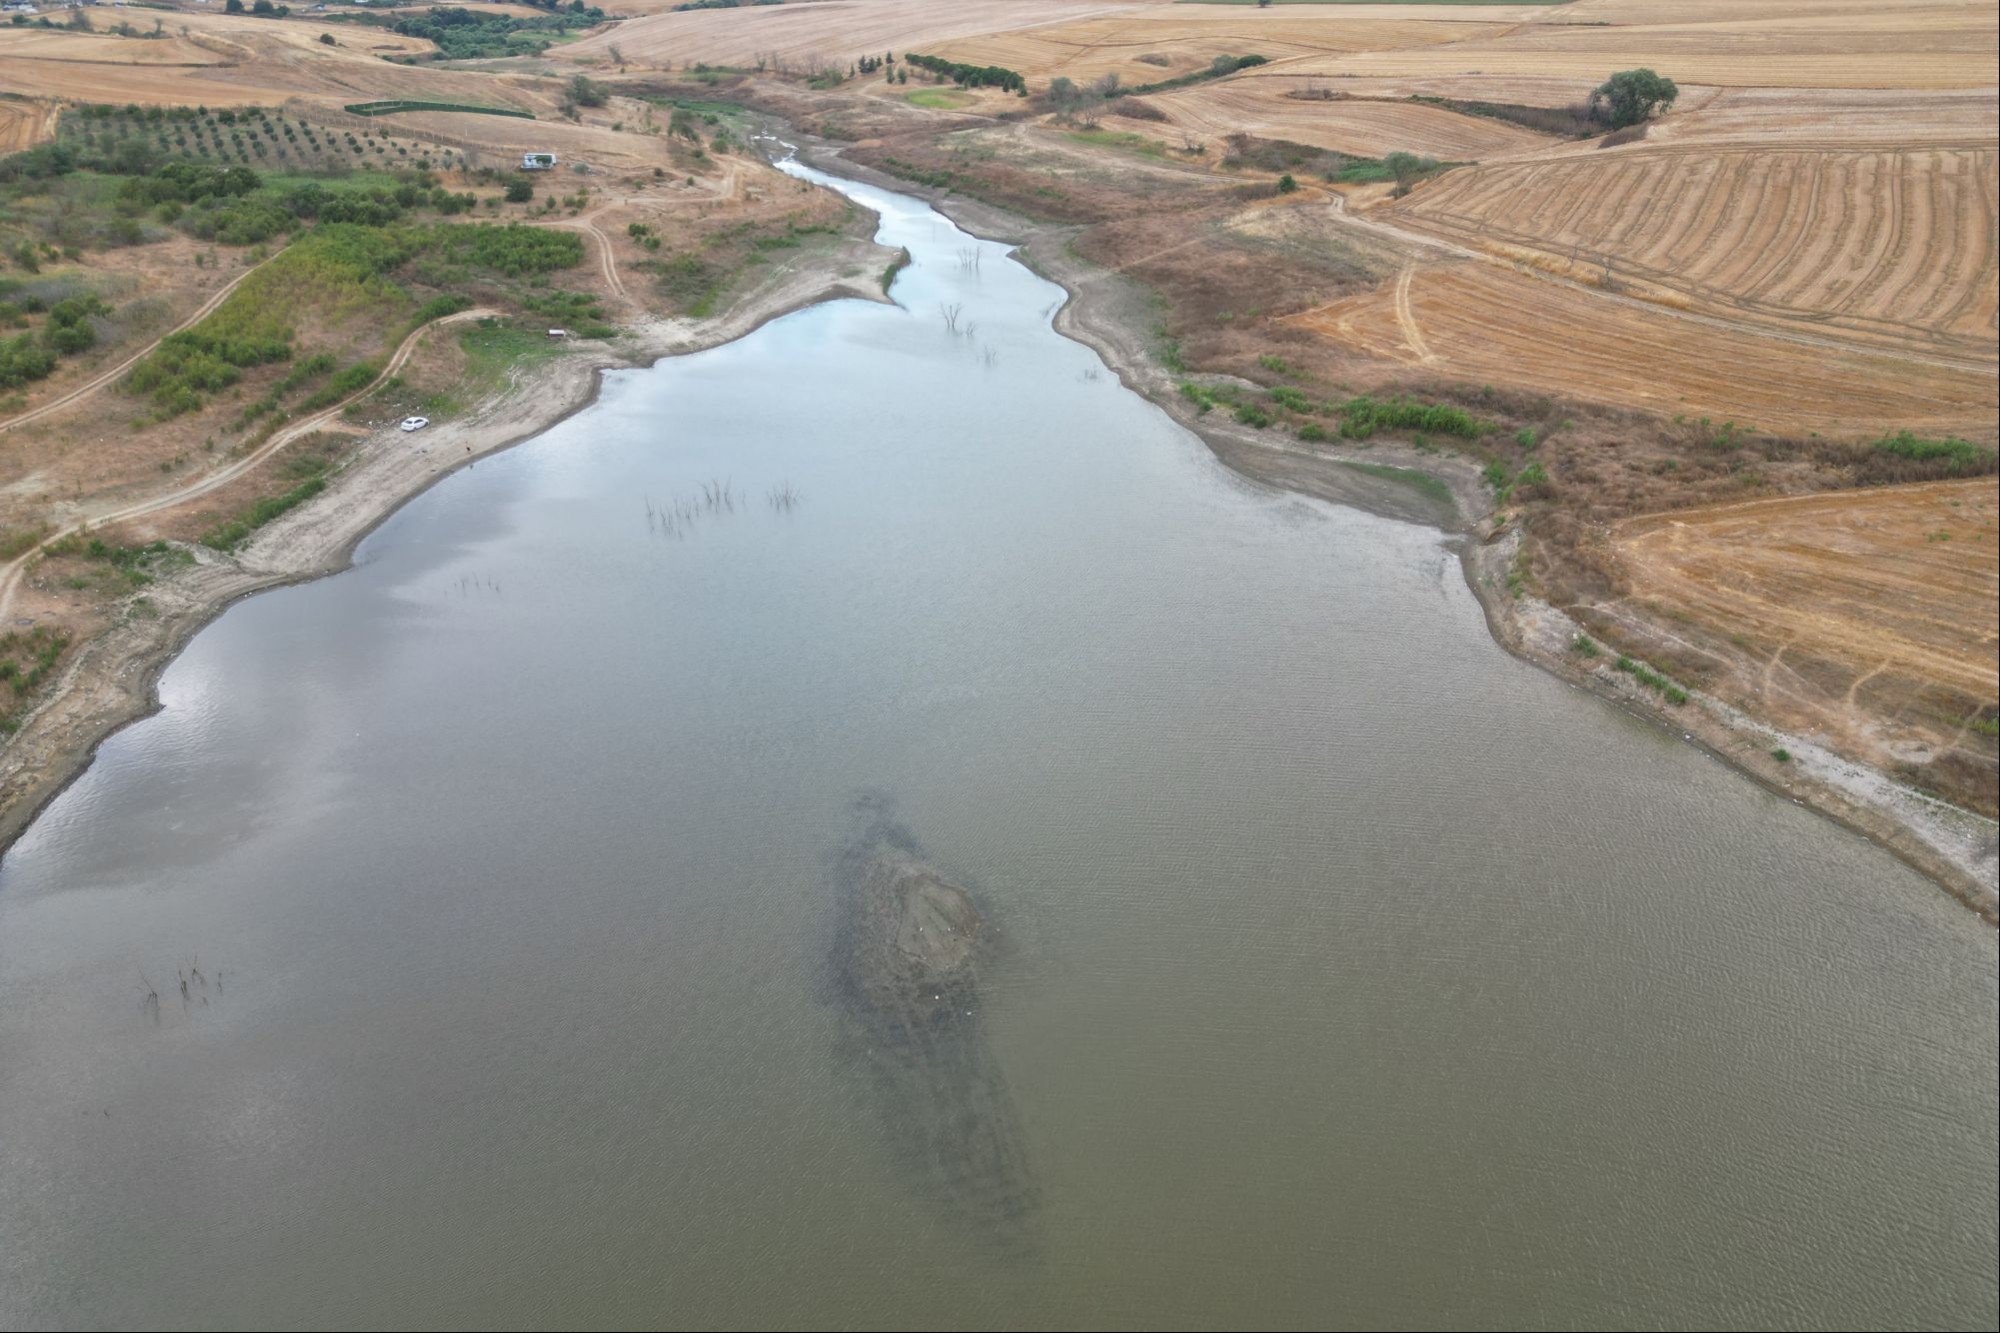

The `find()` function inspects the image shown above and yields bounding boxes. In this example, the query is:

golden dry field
[1289,261,1998,437]
[1610,480,1999,807]
[564,0,1143,70]
[1391,145,1999,358]
[1111,78,1556,159]
[0,96,56,151]
[932,8,1521,82]
[1285,1,1998,90]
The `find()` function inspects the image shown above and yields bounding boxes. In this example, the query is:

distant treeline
[904,53,1026,94]
[343,100,535,120]
[1116,54,1266,97]
[389,4,605,60]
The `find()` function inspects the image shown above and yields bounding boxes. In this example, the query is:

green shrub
[1337,394,1484,440]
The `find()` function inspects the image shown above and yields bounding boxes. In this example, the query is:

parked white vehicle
[399,416,430,433]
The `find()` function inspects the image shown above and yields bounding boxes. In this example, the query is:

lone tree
[1382,151,1438,197]
[1590,68,1678,129]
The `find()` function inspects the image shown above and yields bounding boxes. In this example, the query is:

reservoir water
[1,162,1993,1329]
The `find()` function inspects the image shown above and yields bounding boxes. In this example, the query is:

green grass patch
[1066,129,1170,161]
[904,89,971,110]
[1338,394,1486,440]
[0,625,70,733]
[1339,460,1454,512]
[1613,654,1689,705]
[458,323,570,391]
[1870,430,1995,472]
[126,222,417,418]
[882,245,913,293]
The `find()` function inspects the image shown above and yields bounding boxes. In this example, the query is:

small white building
[521,152,557,171]
[547,328,568,340]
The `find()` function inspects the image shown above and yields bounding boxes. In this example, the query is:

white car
[399,416,430,433]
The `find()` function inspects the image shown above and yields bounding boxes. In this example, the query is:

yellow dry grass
[1651,87,1999,149]
[1290,261,1998,437]
[936,11,1516,82]
[1125,77,1555,159]
[0,97,57,152]
[1392,146,1999,358]
[563,0,1141,70]
[1608,479,2000,803]
[1287,2,2000,90]
[0,29,227,65]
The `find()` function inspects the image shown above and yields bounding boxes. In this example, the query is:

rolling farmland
[1392,146,2000,357]
[933,10,1521,81]
[1113,79,1557,158]
[1289,261,1999,436]
[1284,2,1999,89]
[563,0,1144,70]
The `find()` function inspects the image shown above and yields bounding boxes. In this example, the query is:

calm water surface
[1,162,1994,1330]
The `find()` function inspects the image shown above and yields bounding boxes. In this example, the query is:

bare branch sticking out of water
[768,481,802,512]
[940,302,963,335]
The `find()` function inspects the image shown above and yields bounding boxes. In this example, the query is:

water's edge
[0,196,894,865]
[782,135,2000,920]
[1,136,1991,920]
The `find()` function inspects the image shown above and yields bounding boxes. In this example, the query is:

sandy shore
[0,224,895,858]
[790,139,1999,921]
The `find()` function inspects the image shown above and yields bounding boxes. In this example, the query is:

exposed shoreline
[786,138,1999,922]
[0,221,896,861]
[0,142,1993,921]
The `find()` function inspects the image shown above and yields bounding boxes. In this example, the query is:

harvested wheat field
[1122,78,1557,159]
[1392,146,2000,358]
[1292,261,1999,437]
[1652,87,2000,149]
[1294,1,2000,89]
[0,97,55,152]
[934,9,1522,83]
[0,13,439,106]
[0,29,227,65]
[1610,479,2000,808]
[565,0,1140,71]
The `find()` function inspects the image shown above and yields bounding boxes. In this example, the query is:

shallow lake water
[0,161,1994,1330]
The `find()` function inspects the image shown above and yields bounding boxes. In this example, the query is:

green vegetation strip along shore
[342,102,535,120]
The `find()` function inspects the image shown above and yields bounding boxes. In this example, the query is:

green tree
[1383,151,1435,196]
[1590,68,1679,129]
[504,177,533,203]
[1277,173,1297,193]
[567,75,609,109]
[224,0,243,11]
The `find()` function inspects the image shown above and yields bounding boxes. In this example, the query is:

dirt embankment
[795,135,1999,921]
[0,219,896,858]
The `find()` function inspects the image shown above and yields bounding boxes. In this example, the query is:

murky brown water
[1,165,1993,1330]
